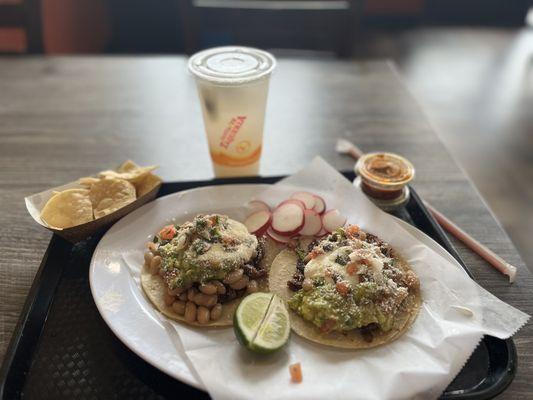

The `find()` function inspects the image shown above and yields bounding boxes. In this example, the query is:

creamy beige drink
[188,47,276,177]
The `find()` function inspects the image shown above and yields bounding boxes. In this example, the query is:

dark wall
[107,0,183,53]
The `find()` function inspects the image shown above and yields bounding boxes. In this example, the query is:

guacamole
[287,226,417,333]
[157,214,258,289]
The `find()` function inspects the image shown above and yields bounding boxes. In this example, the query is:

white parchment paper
[148,158,530,399]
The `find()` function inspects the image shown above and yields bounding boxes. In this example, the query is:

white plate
[89,184,464,391]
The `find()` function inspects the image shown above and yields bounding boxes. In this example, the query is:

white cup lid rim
[188,46,276,85]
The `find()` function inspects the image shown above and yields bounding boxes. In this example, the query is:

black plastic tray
[0,173,517,400]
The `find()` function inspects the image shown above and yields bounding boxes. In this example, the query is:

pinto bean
[184,301,197,322]
[230,275,249,290]
[197,306,210,324]
[168,286,184,296]
[171,300,186,315]
[223,269,243,284]
[210,303,222,321]
[187,288,197,302]
[163,293,175,306]
[199,282,217,295]
[194,293,217,308]
[147,242,158,253]
[213,280,226,295]
[246,279,258,294]
[144,251,153,266]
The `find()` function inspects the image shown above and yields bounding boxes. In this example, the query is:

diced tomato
[159,225,177,240]
[304,249,322,262]
[289,363,303,383]
[320,319,336,333]
[336,281,349,296]
[346,225,360,237]
[346,262,358,275]
[222,236,237,246]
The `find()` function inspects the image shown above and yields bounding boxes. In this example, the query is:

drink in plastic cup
[188,46,276,177]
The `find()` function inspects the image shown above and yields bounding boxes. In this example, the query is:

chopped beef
[359,323,379,342]
[218,288,237,303]
[307,239,319,253]
[252,237,266,265]
[243,264,267,279]
[287,269,304,292]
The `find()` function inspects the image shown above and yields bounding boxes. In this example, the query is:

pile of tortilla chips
[40,161,161,229]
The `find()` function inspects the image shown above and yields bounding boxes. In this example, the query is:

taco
[269,225,421,348]
[141,214,280,327]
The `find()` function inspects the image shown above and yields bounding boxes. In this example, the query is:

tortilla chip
[88,178,136,219]
[40,189,94,229]
[269,249,421,349]
[99,166,157,184]
[117,160,140,173]
[134,173,162,197]
[79,177,101,187]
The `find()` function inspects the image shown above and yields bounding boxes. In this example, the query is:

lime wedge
[234,292,290,354]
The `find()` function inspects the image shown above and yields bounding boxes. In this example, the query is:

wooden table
[0,57,531,398]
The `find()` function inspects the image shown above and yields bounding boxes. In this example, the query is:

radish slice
[299,209,322,236]
[271,202,304,236]
[267,227,294,244]
[244,210,272,236]
[312,195,326,214]
[322,209,347,232]
[290,192,316,209]
[248,200,270,213]
[277,198,305,210]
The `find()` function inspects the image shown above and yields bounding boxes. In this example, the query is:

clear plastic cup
[188,46,276,177]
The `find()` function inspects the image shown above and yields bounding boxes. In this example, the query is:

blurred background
[1,0,532,269]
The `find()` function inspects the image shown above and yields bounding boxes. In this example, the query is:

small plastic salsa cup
[355,152,415,201]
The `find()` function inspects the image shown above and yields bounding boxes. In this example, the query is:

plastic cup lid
[188,46,276,85]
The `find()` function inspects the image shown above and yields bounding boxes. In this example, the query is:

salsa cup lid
[355,152,415,191]
[188,46,276,86]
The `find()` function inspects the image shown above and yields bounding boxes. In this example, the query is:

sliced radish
[312,195,326,214]
[248,200,270,213]
[244,210,272,236]
[271,202,304,236]
[290,192,316,209]
[267,227,295,244]
[322,209,347,233]
[277,198,305,210]
[299,209,322,236]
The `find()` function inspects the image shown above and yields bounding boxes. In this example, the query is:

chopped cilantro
[294,246,307,262]
[195,218,208,230]
[191,239,210,255]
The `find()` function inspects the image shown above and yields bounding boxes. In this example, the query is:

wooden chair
[177,0,360,58]
[0,0,42,53]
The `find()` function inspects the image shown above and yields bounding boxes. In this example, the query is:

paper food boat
[25,175,162,243]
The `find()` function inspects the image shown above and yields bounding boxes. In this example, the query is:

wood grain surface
[0,57,531,398]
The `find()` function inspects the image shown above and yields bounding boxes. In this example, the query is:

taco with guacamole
[141,214,278,327]
[269,225,421,348]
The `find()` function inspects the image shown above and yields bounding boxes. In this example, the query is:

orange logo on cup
[236,140,251,153]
